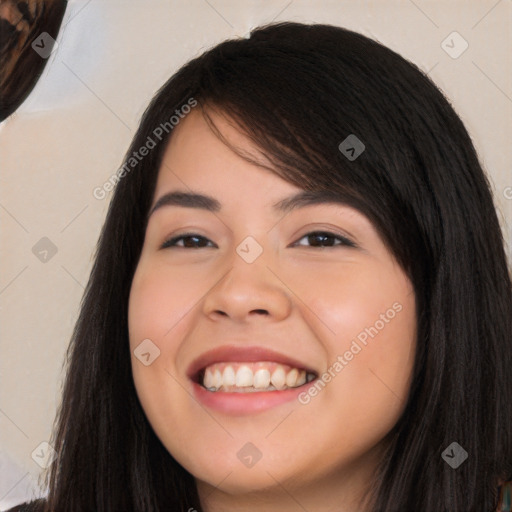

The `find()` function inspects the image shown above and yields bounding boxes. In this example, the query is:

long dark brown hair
[32,21,512,511]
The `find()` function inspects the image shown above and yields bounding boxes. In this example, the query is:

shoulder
[3,498,46,512]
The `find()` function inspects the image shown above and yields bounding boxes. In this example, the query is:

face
[128,107,417,508]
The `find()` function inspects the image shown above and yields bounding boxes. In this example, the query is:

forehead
[154,107,302,199]
[151,108,375,231]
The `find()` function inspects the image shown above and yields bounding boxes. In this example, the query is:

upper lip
[187,345,319,382]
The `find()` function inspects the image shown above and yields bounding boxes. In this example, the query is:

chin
[197,468,293,496]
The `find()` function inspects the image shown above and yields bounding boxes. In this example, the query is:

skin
[128,107,417,512]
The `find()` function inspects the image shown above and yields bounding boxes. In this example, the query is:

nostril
[252,309,268,315]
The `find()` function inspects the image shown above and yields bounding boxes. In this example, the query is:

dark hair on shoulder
[38,21,511,511]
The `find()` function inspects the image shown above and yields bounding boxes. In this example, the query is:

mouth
[187,345,319,415]
[192,361,317,393]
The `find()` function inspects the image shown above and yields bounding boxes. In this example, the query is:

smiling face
[128,107,417,510]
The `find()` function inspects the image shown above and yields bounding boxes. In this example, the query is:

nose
[201,250,293,324]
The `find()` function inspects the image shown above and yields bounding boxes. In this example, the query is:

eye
[160,230,356,249]
[160,233,216,249]
[292,231,356,248]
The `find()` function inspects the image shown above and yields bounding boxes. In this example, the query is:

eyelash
[160,231,356,249]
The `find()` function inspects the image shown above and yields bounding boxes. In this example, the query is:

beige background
[1,0,511,507]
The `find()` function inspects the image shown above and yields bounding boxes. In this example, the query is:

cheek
[295,258,415,348]
[302,301,416,468]
[128,266,191,440]
[128,261,200,347]
[345,267,417,395]
[128,266,180,402]
[300,260,417,422]
[332,302,416,412]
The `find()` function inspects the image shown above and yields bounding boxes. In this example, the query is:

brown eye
[161,233,215,249]
[293,231,356,248]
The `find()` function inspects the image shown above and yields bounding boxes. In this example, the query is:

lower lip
[191,380,314,415]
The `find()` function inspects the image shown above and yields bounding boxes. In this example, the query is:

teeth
[204,369,213,389]
[213,369,222,389]
[270,367,286,389]
[201,361,315,392]
[296,372,307,386]
[222,366,236,387]
[285,368,299,387]
[235,366,253,387]
[253,368,271,389]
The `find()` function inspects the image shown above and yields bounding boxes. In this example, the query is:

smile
[200,361,317,392]
[187,345,320,414]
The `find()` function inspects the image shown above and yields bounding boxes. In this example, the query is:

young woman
[8,21,511,512]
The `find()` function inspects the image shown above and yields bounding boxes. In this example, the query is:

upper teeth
[201,362,315,392]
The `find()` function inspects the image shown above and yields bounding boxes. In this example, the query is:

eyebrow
[147,189,351,219]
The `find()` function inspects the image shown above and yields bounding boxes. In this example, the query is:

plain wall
[1,0,511,507]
